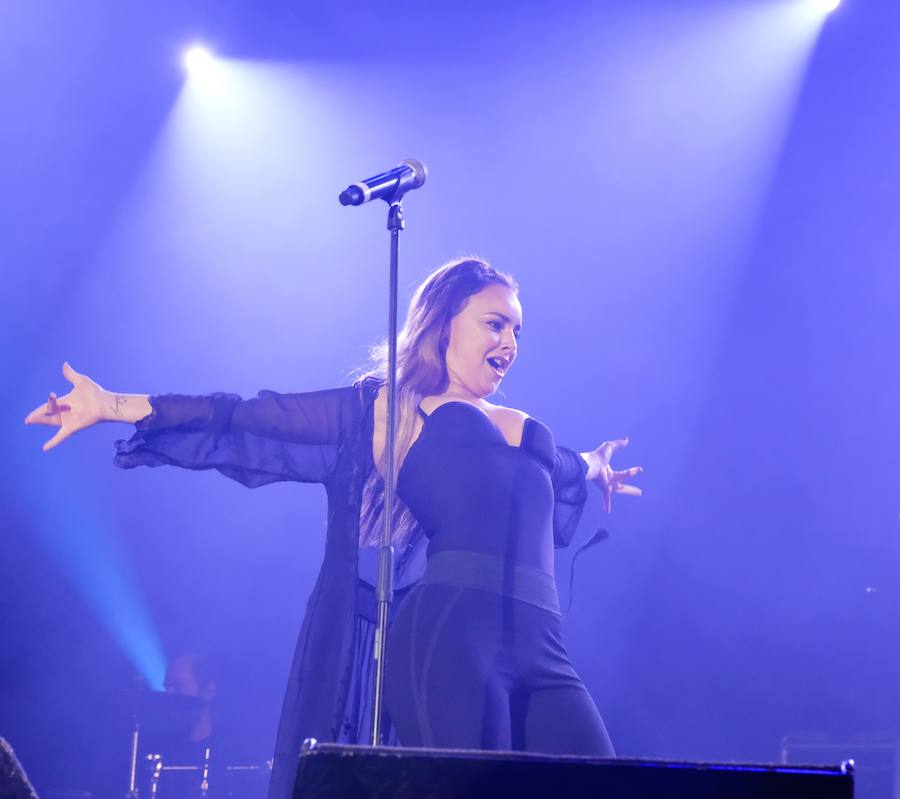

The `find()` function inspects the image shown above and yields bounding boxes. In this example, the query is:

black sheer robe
[114,377,589,799]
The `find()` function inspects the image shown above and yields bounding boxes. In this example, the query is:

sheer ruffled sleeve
[550,445,589,548]
[113,386,356,488]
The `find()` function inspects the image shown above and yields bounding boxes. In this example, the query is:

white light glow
[183,45,215,79]
[812,0,841,13]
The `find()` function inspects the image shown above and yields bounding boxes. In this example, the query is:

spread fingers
[42,428,71,452]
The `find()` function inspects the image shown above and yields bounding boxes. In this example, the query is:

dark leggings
[384,582,615,756]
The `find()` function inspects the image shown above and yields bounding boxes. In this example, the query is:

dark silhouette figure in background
[159,653,217,760]
[137,653,218,799]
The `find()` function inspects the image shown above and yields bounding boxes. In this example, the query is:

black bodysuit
[385,401,614,756]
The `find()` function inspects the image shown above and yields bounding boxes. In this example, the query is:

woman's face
[444,283,522,399]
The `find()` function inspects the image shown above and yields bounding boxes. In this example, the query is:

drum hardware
[121,691,208,799]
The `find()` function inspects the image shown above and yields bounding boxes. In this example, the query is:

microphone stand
[370,198,404,746]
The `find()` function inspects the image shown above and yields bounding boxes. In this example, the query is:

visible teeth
[487,357,506,372]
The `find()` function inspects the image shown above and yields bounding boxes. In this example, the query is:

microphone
[339,159,428,206]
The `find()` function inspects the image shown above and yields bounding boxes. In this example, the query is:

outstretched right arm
[24,362,151,452]
[26,362,362,488]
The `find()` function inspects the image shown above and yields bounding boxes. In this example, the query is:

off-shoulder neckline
[417,400,535,450]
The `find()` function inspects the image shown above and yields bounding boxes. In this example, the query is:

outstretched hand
[581,438,642,513]
[24,362,106,452]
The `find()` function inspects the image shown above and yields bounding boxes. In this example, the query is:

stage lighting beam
[813,0,841,14]
[183,45,215,79]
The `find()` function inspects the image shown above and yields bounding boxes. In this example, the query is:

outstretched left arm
[581,438,643,513]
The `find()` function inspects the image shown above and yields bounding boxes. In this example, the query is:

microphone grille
[402,159,428,189]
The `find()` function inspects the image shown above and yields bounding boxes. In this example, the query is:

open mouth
[486,356,509,377]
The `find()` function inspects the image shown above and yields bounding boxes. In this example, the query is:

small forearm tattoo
[109,394,128,417]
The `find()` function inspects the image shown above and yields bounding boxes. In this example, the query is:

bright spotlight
[812,0,840,13]
[183,45,215,78]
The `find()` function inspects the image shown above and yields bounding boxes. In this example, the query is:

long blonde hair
[358,256,518,547]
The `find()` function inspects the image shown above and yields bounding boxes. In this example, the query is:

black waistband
[421,550,560,615]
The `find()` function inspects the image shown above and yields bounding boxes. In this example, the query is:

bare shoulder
[484,401,529,423]
[483,402,530,447]
[374,385,387,417]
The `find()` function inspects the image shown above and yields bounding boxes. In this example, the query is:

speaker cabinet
[293,741,853,799]
[782,734,897,799]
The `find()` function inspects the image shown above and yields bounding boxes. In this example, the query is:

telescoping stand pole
[369,199,404,746]
[338,159,427,746]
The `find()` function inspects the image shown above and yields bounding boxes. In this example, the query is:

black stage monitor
[292,740,854,799]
